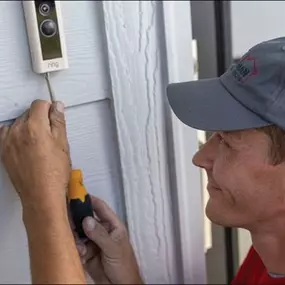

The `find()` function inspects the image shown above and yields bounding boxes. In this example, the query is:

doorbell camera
[22,1,69,74]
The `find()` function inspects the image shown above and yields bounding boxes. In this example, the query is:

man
[167,36,285,284]
[1,36,285,284]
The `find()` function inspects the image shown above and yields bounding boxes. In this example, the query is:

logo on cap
[231,55,258,83]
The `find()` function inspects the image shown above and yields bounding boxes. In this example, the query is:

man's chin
[205,202,235,227]
[205,203,250,229]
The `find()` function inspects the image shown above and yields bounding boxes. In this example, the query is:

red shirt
[232,246,285,284]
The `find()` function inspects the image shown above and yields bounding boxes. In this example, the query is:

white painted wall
[231,1,285,58]
[0,1,206,283]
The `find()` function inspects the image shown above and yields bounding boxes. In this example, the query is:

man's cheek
[212,166,240,203]
[212,161,232,187]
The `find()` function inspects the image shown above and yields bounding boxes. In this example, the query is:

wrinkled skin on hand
[0,99,71,210]
[75,195,144,284]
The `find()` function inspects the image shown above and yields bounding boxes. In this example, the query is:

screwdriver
[44,73,94,239]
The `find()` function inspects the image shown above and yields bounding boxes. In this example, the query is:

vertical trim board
[102,1,178,283]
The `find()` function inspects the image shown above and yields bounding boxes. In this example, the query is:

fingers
[85,256,112,284]
[77,240,100,263]
[29,99,51,124]
[82,216,114,253]
[0,126,9,155]
[90,195,122,229]
[13,109,30,128]
[0,125,9,141]
[76,240,88,257]
[0,109,29,145]
[7,100,68,145]
[49,101,67,141]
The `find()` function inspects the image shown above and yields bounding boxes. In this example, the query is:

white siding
[0,1,110,121]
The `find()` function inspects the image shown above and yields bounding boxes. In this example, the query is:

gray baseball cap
[167,37,285,131]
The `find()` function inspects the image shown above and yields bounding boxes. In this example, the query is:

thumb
[83,217,113,252]
[49,101,67,140]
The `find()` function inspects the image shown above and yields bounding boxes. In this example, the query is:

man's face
[192,129,285,230]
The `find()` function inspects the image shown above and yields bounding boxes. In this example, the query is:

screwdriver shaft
[44,72,56,102]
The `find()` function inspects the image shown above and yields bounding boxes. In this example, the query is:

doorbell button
[22,0,69,74]
[40,19,57,37]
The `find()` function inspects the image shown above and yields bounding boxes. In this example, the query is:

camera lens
[40,19,57,37]
[39,3,51,16]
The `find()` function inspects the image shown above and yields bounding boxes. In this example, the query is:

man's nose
[192,134,217,170]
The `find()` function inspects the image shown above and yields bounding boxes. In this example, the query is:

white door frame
[102,1,206,283]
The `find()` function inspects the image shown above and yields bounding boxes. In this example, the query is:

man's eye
[217,134,231,148]
[220,138,230,148]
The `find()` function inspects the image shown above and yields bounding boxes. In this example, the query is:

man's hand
[76,195,143,284]
[0,99,71,211]
[0,100,86,284]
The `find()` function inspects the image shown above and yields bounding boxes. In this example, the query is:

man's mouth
[207,182,222,192]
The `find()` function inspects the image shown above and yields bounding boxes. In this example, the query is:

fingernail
[76,243,87,256]
[56,101,64,113]
[85,217,96,231]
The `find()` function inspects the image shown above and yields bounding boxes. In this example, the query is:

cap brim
[167,78,271,131]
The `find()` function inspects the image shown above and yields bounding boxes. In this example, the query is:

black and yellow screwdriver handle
[68,169,94,239]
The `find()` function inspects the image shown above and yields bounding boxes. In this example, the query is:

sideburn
[257,126,285,165]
